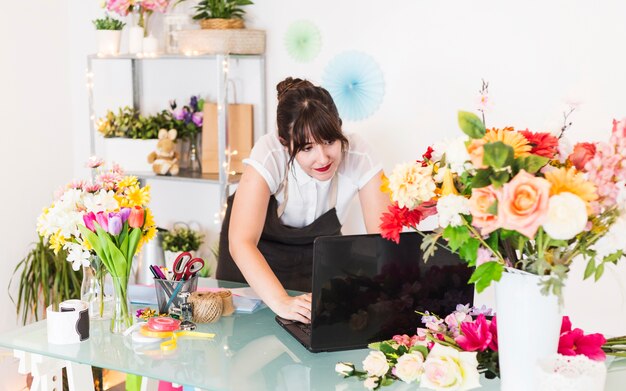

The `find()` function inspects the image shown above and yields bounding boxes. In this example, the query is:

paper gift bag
[201,103,254,174]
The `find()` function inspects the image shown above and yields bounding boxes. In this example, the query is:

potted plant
[192,0,254,29]
[162,223,205,270]
[9,237,82,325]
[93,15,126,55]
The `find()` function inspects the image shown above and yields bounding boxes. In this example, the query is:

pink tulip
[455,314,493,352]
[83,212,96,232]
[95,211,109,232]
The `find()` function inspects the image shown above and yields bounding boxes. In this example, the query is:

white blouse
[242,132,382,228]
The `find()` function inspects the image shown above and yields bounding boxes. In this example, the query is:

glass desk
[2,280,626,390]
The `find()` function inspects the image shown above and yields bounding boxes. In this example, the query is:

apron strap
[276,167,340,218]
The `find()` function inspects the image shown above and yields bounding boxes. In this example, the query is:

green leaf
[517,155,549,174]
[378,342,397,355]
[380,377,394,387]
[458,111,486,139]
[594,262,605,282]
[442,225,470,252]
[470,168,493,189]
[409,345,429,358]
[490,170,510,188]
[459,238,480,266]
[368,342,381,350]
[483,142,514,169]
[127,228,142,271]
[106,238,127,277]
[603,250,624,264]
[583,258,595,280]
[468,261,504,292]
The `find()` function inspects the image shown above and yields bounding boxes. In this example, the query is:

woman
[217,77,390,323]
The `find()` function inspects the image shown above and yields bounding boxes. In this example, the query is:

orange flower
[467,139,487,169]
[469,186,501,235]
[498,170,551,238]
[483,127,531,158]
[543,167,598,214]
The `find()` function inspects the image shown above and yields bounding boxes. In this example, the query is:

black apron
[216,175,342,292]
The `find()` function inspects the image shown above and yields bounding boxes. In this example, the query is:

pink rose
[467,139,487,169]
[469,185,501,235]
[498,170,551,238]
[568,142,596,171]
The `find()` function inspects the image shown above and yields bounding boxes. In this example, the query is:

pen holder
[154,276,198,314]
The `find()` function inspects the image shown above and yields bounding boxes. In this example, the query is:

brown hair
[276,77,349,167]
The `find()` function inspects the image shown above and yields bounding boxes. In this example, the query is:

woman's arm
[358,170,391,233]
[228,165,312,323]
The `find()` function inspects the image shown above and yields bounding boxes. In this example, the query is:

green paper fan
[284,20,322,63]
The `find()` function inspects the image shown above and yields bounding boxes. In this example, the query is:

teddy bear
[147,128,180,176]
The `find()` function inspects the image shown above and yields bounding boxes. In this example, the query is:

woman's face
[295,139,343,181]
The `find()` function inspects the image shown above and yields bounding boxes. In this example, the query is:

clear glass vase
[189,132,202,173]
[81,257,112,320]
[110,275,133,334]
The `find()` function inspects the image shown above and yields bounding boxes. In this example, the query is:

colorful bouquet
[380,104,626,297]
[336,304,619,390]
[37,157,156,331]
[104,0,170,36]
[169,95,204,140]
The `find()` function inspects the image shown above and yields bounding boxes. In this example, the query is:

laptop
[275,232,474,352]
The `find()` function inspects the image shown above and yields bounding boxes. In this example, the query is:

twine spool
[189,292,222,323]
[217,290,235,316]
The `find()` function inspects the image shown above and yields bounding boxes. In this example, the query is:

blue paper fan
[322,51,385,121]
[284,20,322,63]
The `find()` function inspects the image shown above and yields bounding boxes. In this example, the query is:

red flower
[519,130,559,158]
[455,314,493,352]
[128,206,145,228]
[488,316,498,351]
[558,316,607,361]
[416,146,435,167]
[568,142,596,170]
[380,201,438,244]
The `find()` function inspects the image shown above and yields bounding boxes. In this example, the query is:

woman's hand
[272,293,312,324]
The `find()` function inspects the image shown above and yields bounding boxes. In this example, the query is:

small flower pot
[199,18,244,29]
[95,30,122,55]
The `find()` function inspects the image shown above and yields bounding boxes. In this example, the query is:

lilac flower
[192,112,203,127]
[456,303,471,314]
[172,108,185,121]
[183,108,193,124]
[108,214,123,236]
[469,305,494,317]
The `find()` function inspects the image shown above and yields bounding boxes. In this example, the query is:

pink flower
[455,314,493,352]
[488,316,498,351]
[95,211,109,232]
[558,316,606,361]
[106,0,133,16]
[85,156,104,169]
[476,248,493,267]
[467,139,487,169]
[498,170,551,238]
[142,0,169,13]
[83,212,97,232]
[392,334,423,348]
[568,142,596,171]
[613,118,626,138]
[469,185,501,235]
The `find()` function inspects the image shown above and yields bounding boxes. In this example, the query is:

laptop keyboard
[297,322,312,336]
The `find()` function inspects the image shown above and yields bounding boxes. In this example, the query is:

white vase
[128,26,144,54]
[95,30,122,55]
[495,269,562,391]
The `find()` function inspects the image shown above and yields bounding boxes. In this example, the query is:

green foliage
[92,15,126,30]
[483,141,514,169]
[9,237,82,325]
[192,0,254,20]
[442,225,470,252]
[458,111,486,139]
[97,107,173,139]
[468,261,504,293]
[162,225,205,252]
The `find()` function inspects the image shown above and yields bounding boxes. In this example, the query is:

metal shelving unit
[86,53,266,220]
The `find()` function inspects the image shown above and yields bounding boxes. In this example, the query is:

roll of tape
[46,300,90,344]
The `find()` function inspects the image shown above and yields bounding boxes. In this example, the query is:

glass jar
[164,14,191,54]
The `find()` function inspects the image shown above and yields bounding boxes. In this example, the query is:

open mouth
[314,163,332,173]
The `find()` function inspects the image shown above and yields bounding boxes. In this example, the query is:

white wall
[0,1,73,332]
[3,0,626,335]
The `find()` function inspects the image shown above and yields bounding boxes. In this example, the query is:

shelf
[129,169,241,184]
[88,53,264,61]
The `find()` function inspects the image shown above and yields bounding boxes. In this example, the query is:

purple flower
[190,96,199,111]
[469,305,494,317]
[192,112,203,127]
[172,108,185,121]
[183,108,193,124]
[119,207,131,222]
[108,214,123,236]
[456,304,471,314]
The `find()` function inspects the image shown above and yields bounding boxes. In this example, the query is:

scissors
[172,252,205,281]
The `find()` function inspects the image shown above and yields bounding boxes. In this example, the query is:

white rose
[363,376,379,390]
[394,352,425,383]
[420,343,480,391]
[335,362,355,377]
[388,162,437,210]
[542,192,588,240]
[433,137,471,175]
[362,351,389,377]
[437,194,471,228]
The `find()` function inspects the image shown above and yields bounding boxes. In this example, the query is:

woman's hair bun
[276,77,313,100]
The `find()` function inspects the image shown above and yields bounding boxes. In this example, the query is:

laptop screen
[310,232,474,350]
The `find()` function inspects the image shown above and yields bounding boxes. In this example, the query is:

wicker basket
[177,29,265,55]
[199,18,244,29]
